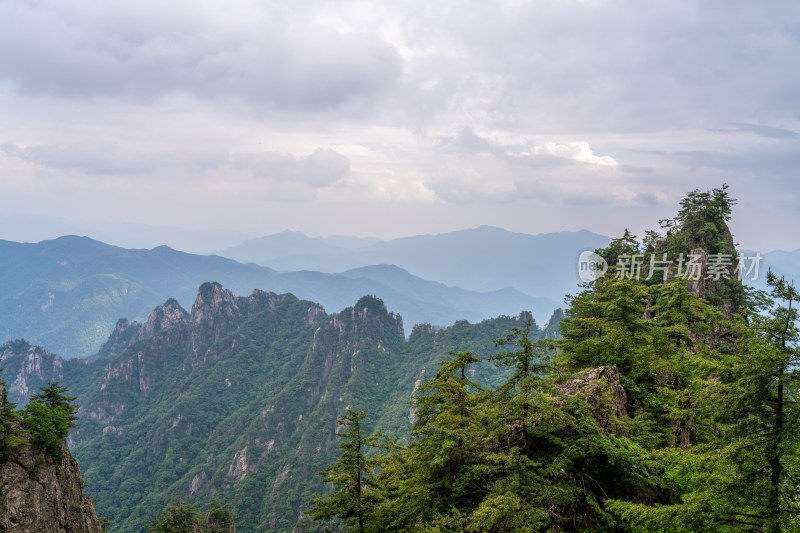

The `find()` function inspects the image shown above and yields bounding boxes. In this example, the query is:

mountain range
[0,283,560,531]
[218,226,613,301]
[3,226,797,360]
[0,234,561,359]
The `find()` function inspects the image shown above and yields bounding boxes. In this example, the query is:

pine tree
[607,271,800,531]
[306,408,385,532]
[22,381,78,460]
[0,382,29,460]
[560,277,656,374]
[490,322,552,449]
[747,270,800,529]
[655,277,709,348]
[30,381,79,427]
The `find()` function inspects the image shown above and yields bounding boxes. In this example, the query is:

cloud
[0,142,153,175]
[719,123,800,139]
[229,148,350,187]
[435,127,498,155]
[530,142,618,167]
[0,1,402,109]
[0,0,798,250]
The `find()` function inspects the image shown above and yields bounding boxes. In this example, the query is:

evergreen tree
[146,500,236,533]
[595,228,641,267]
[607,271,800,531]
[308,186,800,532]
[490,322,552,449]
[560,277,657,374]
[654,277,709,348]
[22,382,78,460]
[0,382,29,460]
[146,502,201,533]
[307,408,386,532]
[30,381,79,427]
[737,270,800,529]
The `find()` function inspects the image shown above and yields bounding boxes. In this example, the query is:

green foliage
[0,382,29,459]
[145,499,236,533]
[30,381,79,426]
[595,228,641,267]
[306,184,800,532]
[307,408,389,532]
[16,381,78,461]
[23,401,71,461]
[559,276,659,375]
[146,501,201,533]
[59,292,541,532]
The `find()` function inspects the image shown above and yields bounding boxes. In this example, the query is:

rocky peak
[0,340,64,405]
[143,298,189,337]
[189,283,292,356]
[656,186,746,318]
[410,323,435,338]
[96,299,189,359]
[96,318,143,359]
[190,282,242,328]
[351,295,405,339]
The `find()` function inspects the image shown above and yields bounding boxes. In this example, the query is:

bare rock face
[141,298,189,339]
[95,318,143,359]
[555,365,628,433]
[97,299,189,359]
[0,439,102,532]
[0,341,64,406]
[189,283,287,356]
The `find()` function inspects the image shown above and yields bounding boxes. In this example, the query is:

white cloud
[531,142,618,167]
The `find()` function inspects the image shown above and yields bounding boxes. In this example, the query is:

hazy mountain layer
[219,225,613,301]
[0,236,555,358]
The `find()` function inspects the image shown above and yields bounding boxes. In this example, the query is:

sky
[0,0,798,253]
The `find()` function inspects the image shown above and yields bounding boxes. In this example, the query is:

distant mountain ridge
[8,227,792,360]
[0,235,556,358]
[218,225,614,301]
[220,226,800,302]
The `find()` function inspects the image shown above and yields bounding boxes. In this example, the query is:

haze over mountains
[1,226,601,359]
[218,225,613,300]
[3,224,797,360]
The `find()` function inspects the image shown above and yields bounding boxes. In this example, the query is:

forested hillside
[307,185,800,532]
[1,185,796,532]
[0,282,558,531]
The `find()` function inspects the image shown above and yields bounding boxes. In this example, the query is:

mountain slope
[0,284,553,532]
[217,230,346,266]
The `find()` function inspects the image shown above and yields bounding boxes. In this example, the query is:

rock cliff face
[555,365,628,434]
[189,283,287,357]
[0,438,102,533]
[0,341,65,406]
[96,298,189,359]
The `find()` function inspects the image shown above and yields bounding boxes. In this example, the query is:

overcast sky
[0,0,798,252]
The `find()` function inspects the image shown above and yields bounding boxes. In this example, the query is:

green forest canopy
[309,185,800,532]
